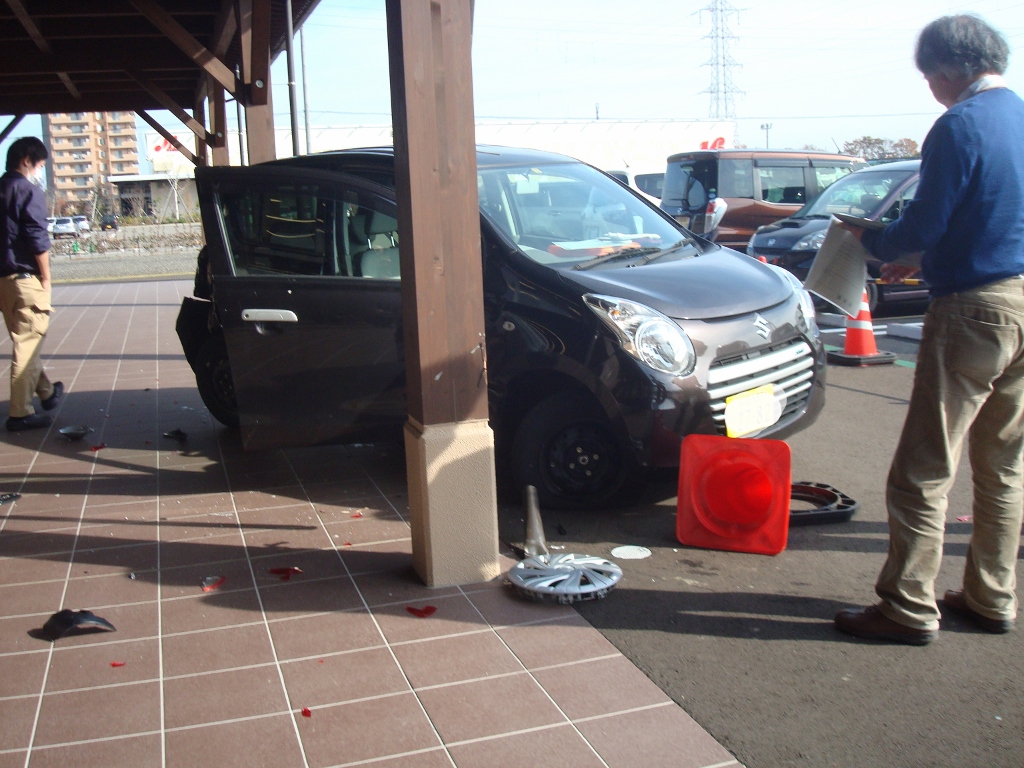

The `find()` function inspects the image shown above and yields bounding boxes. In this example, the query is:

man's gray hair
[916,15,1009,79]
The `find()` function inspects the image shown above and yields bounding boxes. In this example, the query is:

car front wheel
[195,337,239,428]
[511,392,642,510]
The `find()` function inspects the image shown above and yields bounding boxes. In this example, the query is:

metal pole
[234,65,247,165]
[300,26,312,155]
[284,0,300,157]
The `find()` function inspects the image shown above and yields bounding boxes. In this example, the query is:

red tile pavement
[0,281,740,768]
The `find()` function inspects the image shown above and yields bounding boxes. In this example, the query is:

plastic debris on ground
[163,428,188,441]
[610,545,652,560]
[0,492,20,505]
[301,707,312,717]
[58,425,93,441]
[110,661,126,668]
[957,515,973,522]
[406,605,437,618]
[41,609,116,641]
[89,443,107,452]
[268,567,303,581]
[201,576,226,592]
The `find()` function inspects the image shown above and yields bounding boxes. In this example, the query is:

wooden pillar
[386,0,499,587]
[193,91,208,167]
[239,0,275,163]
[208,75,230,166]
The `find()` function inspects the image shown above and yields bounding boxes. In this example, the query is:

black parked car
[177,146,826,508]
[747,160,928,311]
[99,214,119,231]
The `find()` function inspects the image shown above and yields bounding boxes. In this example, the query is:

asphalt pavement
[498,312,1023,768]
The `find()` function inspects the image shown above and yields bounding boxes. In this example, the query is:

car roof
[666,148,860,162]
[853,159,921,173]
[266,144,587,171]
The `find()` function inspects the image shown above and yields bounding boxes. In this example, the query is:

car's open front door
[199,166,406,450]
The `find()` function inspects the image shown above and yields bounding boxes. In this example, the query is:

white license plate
[724,384,783,438]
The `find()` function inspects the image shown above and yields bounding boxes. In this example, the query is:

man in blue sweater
[836,15,1024,645]
[0,137,63,431]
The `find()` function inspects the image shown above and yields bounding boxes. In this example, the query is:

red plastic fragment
[956,515,972,522]
[350,512,363,519]
[406,605,437,619]
[342,541,352,547]
[110,661,126,668]
[268,567,303,581]
[90,443,107,451]
[301,707,312,718]
[201,576,226,592]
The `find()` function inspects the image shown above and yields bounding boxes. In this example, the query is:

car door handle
[241,309,298,322]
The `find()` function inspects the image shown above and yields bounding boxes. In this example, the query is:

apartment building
[41,111,140,214]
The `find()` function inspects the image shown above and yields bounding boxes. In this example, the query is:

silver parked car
[51,217,77,238]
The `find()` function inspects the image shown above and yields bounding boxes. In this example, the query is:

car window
[879,181,918,224]
[477,161,688,265]
[717,158,754,199]
[635,173,664,198]
[662,158,716,211]
[758,166,806,204]
[218,181,400,280]
[813,165,854,191]
[801,170,915,218]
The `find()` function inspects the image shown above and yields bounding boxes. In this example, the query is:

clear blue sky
[5,0,1024,167]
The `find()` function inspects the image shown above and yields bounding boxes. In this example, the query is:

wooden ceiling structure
[0,0,501,588]
[0,0,320,163]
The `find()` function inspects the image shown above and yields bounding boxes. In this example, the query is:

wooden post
[386,0,499,587]
[208,75,230,166]
[238,0,275,163]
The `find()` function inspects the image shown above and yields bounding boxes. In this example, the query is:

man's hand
[879,263,919,284]
[837,222,865,242]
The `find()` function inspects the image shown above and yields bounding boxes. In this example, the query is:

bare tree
[842,136,921,160]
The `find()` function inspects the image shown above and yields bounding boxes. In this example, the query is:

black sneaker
[40,381,64,411]
[6,413,52,432]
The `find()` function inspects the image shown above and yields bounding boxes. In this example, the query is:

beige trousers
[0,275,53,418]
[876,276,1024,630]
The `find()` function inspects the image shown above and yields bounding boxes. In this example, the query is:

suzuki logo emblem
[768,238,776,246]
[753,313,772,339]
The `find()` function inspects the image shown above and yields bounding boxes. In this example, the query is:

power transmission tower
[699,0,742,119]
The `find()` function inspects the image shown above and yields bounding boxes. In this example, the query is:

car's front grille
[706,337,815,435]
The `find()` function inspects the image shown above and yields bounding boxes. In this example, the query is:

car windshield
[56,218,71,224]
[478,162,693,266]
[796,169,915,219]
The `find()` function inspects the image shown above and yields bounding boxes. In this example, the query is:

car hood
[751,217,829,249]
[559,247,794,320]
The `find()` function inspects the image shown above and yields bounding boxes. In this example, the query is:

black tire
[866,280,879,313]
[511,392,642,510]
[195,337,239,428]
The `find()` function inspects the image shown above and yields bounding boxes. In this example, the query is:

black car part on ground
[789,481,859,525]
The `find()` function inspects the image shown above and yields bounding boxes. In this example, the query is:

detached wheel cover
[508,553,623,603]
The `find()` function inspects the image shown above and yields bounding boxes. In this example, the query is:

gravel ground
[50,247,200,283]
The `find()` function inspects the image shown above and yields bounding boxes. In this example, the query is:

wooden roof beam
[130,0,236,96]
[0,114,25,143]
[237,0,271,107]
[5,0,50,53]
[138,109,197,165]
[130,71,207,143]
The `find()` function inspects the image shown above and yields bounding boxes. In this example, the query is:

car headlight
[792,230,827,251]
[584,294,695,376]
[766,265,817,325]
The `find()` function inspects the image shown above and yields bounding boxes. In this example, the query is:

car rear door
[201,166,406,451]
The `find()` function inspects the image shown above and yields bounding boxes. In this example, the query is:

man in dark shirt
[836,15,1024,644]
[0,137,63,431]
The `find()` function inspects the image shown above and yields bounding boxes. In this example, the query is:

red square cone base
[677,434,792,556]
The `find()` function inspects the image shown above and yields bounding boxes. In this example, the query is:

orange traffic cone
[826,288,896,366]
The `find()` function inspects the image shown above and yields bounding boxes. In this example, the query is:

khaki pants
[876,276,1024,631]
[0,275,53,418]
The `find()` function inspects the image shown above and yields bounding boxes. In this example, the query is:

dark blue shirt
[1,170,51,276]
[862,88,1024,296]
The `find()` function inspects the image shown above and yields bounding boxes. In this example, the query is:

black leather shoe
[40,381,63,411]
[942,589,1014,634]
[834,605,937,645]
[6,413,52,432]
